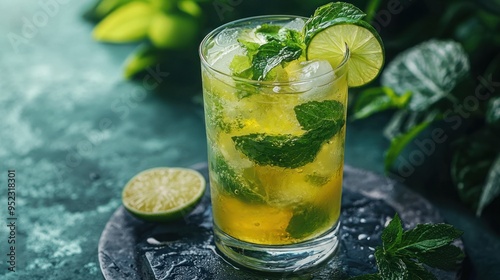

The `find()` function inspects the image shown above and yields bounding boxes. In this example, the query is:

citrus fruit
[122,167,206,222]
[306,20,384,87]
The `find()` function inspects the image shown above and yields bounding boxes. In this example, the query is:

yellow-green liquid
[202,57,348,245]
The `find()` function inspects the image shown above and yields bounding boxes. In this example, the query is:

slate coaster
[98,164,464,279]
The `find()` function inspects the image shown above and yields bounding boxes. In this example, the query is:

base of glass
[214,222,340,273]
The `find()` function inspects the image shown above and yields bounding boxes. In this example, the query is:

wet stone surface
[99,164,462,280]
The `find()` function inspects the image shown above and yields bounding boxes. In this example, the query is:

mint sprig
[352,214,465,280]
[232,100,345,168]
[235,25,304,81]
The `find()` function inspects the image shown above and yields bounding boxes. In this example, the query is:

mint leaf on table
[400,257,438,280]
[398,223,463,252]
[304,2,366,45]
[381,210,403,251]
[232,100,345,168]
[375,247,409,280]
[352,213,465,280]
[410,244,466,271]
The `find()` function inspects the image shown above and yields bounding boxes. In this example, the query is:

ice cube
[215,27,239,46]
[206,27,246,74]
[282,18,306,32]
[286,60,335,99]
[208,44,245,74]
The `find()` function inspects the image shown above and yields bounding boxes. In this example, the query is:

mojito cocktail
[199,2,384,272]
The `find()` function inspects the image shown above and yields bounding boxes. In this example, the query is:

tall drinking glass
[199,16,349,272]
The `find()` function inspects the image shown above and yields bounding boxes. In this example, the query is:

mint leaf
[232,100,345,168]
[233,133,313,169]
[232,128,337,169]
[237,39,260,55]
[412,244,465,270]
[304,2,366,45]
[398,223,463,253]
[295,100,345,131]
[382,213,403,252]
[375,247,409,280]
[305,174,330,187]
[210,154,265,203]
[286,206,329,239]
[235,24,304,81]
[401,258,438,280]
[229,24,304,98]
[354,213,465,279]
[252,40,302,80]
[255,24,281,39]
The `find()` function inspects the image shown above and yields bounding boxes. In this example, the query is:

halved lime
[122,167,206,222]
[306,20,384,87]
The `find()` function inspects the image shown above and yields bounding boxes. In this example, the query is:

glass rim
[199,15,350,87]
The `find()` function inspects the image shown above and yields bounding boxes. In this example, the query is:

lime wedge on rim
[306,17,384,87]
[122,167,206,222]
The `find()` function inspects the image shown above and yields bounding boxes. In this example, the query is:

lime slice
[122,167,206,222]
[306,20,384,87]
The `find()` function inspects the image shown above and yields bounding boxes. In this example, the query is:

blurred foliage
[85,0,500,219]
[351,0,500,218]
